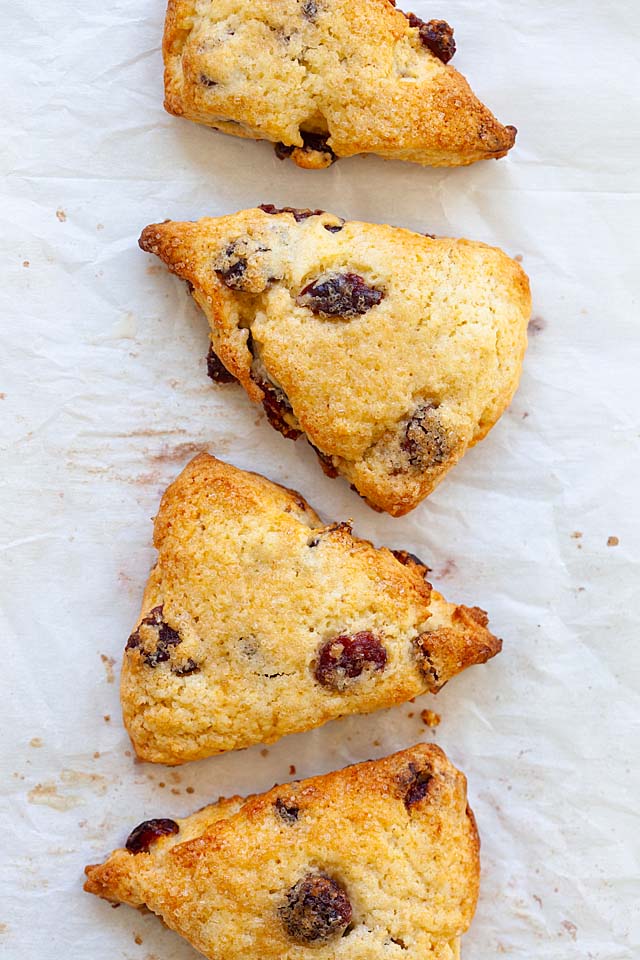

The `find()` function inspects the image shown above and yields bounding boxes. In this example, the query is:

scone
[85,744,480,959]
[163,0,516,168]
[120,453,501,764]
[140,207,531,516]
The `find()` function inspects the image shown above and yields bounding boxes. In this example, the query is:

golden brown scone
[140,208,531,515]
[163,0,516,168]
[120,453,501,764]
[85,744,480,959]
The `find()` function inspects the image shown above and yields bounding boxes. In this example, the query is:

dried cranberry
[126,606,182,667]
[324,222,344,233]
[125,818,179,854]
[253,377,301,440]
[274,131,336,164]
[315,632,387,690]
[402,763,433,809]
[216,257,247,290]
[402,403,449,468]
[297,273,384,318]
[275,797,300,823]
[172,658,200,677]
[259,204,325,222]
[391,549,430,572]
[309,442,339,477]
[206,344,237,384]
[199,74,218,87]
[280,875,352,943]
[405,14,456,63]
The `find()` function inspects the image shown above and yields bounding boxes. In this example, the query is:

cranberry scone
[120,453,501,764]
[85,745,480,959]
[163,0,516,168]
[140,207,531,515]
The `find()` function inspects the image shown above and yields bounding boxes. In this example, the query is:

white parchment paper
[2,0,639,956]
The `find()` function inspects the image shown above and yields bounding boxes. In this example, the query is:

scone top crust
[120,454,501,764]
[139,208,531,515]
[163,0,516,167]
[85,744,480,960]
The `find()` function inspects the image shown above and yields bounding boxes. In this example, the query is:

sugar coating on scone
[120,454,501,764]
[139,208,531,515]
[85,745,479,959]
[163,0,516,168]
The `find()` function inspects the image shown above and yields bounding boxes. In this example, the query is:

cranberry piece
[259,204,325,222]
[405,14,456,63]
[199,74,218,87]
[280,874,352,943]
[401,763,433,809]
[126,606,182,668]
[315,632,387,690]
[275,797,300,823]
[216,257,247,290]
[274,131,336,164]
[402,403,449,468]
[206,344,237,383]
[297,273,384,318]
[252,376,301,440]
[125,818,179,854]
[172,658,200,677]
[324,223,344,233]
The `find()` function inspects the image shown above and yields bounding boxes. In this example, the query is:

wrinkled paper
[1,0,639,957]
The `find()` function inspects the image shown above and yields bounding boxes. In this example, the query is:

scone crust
[85,744,479,959]
[139,208,531,515]
[120,454,501,763]
[162,0,516,168]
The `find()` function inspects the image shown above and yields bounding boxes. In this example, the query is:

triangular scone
[140,208,531,516]
[121,454,501,764]
[85,745,480,959]
[163,0,516,168]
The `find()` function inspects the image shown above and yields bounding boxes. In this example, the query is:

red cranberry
[125,818,179,854]
[315,632,387,690]
[280,874,352,943]
[405,14,456,63]
[275,798,300,823]
[206,344,236,383]
[259,204,325,222]
[401,763,433,809]
[126,606,182,668]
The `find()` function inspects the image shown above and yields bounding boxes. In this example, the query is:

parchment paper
[2,0,639,956]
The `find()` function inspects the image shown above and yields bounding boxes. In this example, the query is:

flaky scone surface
[140,208,531,515]
[120,454,500,763]
[85,745,479,959]
[163,0,516,167]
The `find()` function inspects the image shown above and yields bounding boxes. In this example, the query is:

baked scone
[121,453,501,764]
[140,208,531,515]
[85,744,480,959]
[163,0,516,168]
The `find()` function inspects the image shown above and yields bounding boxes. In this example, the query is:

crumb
[171,788,180,795]
[571,531,583,539]
[134,934,143,944]
[22,260,30,267]
[186,786,195,794]
[514,254,523,262]
[125,750,132,757]
[408,697,415,704]
[420,709,441,728]
[288,765,296,776]
[29,737,43,748]
[407,712,414,718]
[100,654,116,683]
[0,393,6,400]
[110,902,120,909]
[93,752,100,759]
[56,208,67,222]
[560,920,577,940]
[372,739,380,747]
[158,782,165,788]
[521,411,529,419]
[260,748,269,757]
[607,536,619,547]
[103,715,111,723]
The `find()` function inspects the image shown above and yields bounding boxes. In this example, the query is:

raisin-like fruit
[126,606,182,667]
[259,204,325,222]
[401,403,449,468]
[216,256,248,290]
[315,632,387,690]
[280,874,352,943]
[274,131,336,165]
[125,818,179,854]
[401,763,433,809]
[324,222,344,233]
[275,797,300,823]
[199,74,218,87]
[253,377,301,440]
[206,344,237,384]
[297,273,384,318]
[405,14,456,63]
[172,658,200,677]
